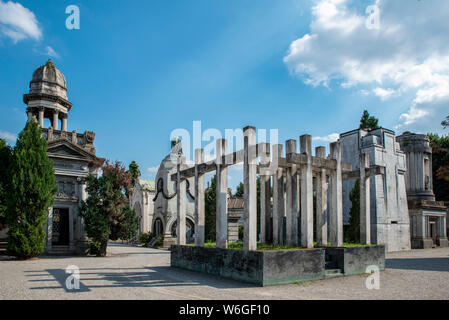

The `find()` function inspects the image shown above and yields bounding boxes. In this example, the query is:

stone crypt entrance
[51,208,70,246]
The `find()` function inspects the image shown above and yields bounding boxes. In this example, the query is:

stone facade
[152,139,195,247]
[396,132,448,248]
[23,60,101,255]
[130,179,155,235]
[340,128,411,252]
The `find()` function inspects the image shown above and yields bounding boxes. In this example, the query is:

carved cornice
[23,93,72,110]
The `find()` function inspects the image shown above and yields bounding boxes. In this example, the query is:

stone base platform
[170,245,385,286]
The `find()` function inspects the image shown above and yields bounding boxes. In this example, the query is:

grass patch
[185,241,376,250]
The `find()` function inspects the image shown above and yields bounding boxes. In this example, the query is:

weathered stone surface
[170,245,325,286]
[325,245,385,276]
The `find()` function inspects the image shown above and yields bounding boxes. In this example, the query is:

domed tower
[22,60,102,255]
[23,59,71,131]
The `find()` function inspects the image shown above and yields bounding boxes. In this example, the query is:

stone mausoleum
[152,139,196,247]
[130,179,155,235]
[340,127,411,252]
[23,60,101,255]
[396,132,448,248]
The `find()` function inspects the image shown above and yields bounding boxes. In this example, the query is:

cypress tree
[6,120,56,259]
[345,179,360,243]
[0,138,12,229]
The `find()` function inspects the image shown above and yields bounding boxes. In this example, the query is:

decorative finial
[46,59,55,69]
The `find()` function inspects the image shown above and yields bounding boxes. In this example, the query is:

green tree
[428,133,449,200]
[0,138,12,229]
[79,160,139,256]
[442,116,449,129]
[205,175,216,242]
[345,179,360,243]
[6,120,57,259]
[128,160,141,188]
[359,110,380,131]
[234,182,244,197]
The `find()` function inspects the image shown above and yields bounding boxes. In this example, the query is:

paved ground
[1,243,449,300]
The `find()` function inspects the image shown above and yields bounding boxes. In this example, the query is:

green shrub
[238,225,244,240]
[139,232,152,246]
[154,234,164,248]
[88,241,102,256]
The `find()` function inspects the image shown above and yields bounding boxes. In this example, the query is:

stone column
[176,162,186,245]
[27,110,32,122]
[330,141,343,247]
[38,107,44,128]
[259,143,271,244]
[300,135,313,248]
[272,144,284,245]
[260,175,271,243]
[194,148,205,247]
[360,153,371,244]
[52,111,59,130]
[243,126,257,251]
[216,138,228,249]
[316,146,328,246]
[61,114,68,132]
[286,139,299,246]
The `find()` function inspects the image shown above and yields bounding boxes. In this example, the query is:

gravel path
[1,243,448,300]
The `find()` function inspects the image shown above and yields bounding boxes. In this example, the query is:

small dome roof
[31,59,66,89]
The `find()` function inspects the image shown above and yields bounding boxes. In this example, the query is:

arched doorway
[153,218,164,237]
[170,218,195,244]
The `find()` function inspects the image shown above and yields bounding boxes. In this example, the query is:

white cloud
[372,87,396,100]
[312,133,339,142]
[0,1,42,43]
[284,0,449,132]
[147,166,159,179]
[0,130,17,143]
[45,46,59,58]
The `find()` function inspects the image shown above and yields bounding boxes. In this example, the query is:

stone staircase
[324,254,344,279]
[0,239,7,255]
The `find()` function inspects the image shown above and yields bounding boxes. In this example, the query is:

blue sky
[1,0,448,190]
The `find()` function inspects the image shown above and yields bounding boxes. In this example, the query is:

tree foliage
[205,175,216,242]
[345,179,360,243]
[128,160,141,189]
[428,133,449,201]
[79,160,139,256]
[0,138,12,228]
[359,110,380,131]
[234,182,244,198]
[442,116,449,129]
[6,120,57,259]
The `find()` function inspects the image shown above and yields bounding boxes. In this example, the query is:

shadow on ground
[386,257,449,272]
[24,266,256,292]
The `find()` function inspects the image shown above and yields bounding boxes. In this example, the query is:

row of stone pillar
[259,137,344,248]
[175,128,355,251]
[27,107,68,131]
